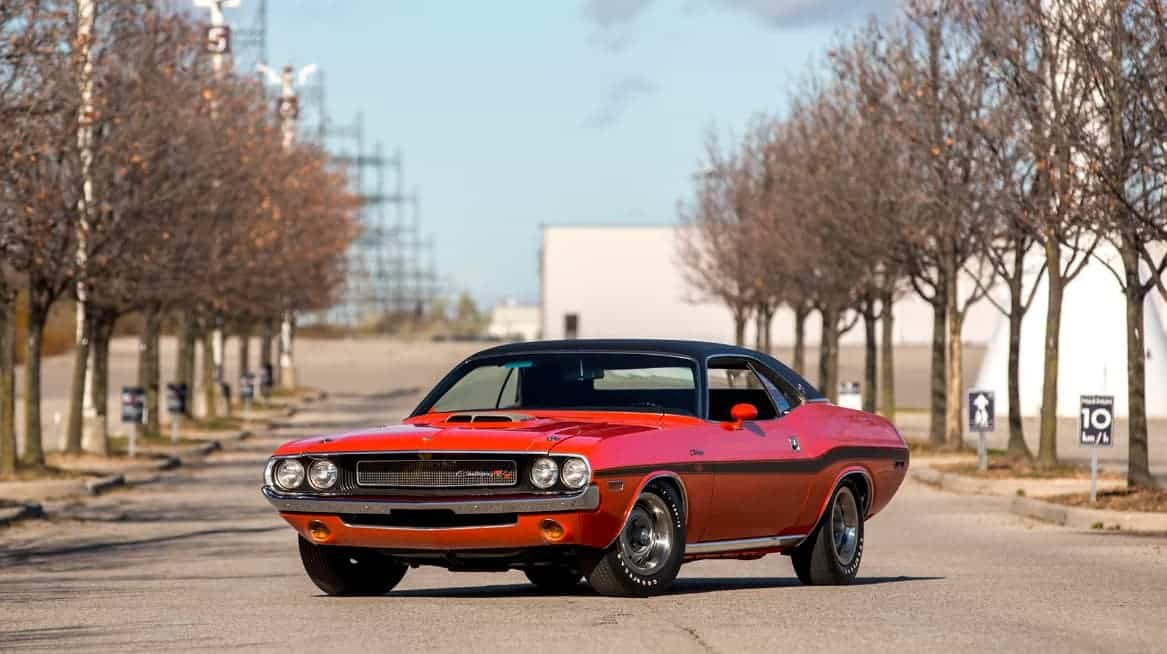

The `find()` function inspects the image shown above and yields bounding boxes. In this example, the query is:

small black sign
[166,383,188,414]
[968,390,995,432]
[1080,395,1114,446]
[121,387,145,424]
[240,373,255,400]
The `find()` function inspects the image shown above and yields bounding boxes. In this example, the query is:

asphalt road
[2,344,1166,653]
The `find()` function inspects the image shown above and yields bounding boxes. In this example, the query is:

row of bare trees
[679,0,1167,488]
[0,2,359,474]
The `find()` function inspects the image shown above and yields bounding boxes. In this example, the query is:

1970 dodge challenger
[263,339,909,597]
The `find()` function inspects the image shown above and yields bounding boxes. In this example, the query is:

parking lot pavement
[2,343,1166,653]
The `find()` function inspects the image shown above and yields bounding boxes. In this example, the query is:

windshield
[419,353,699,416]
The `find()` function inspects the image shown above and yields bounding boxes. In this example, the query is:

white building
[486,300,540,341]
[539,224,999,346]
[539,224,1167,418]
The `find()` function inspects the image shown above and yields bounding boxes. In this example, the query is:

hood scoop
[443,412,534,424]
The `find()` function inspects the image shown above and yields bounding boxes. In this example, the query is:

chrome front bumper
[262,485,601,516]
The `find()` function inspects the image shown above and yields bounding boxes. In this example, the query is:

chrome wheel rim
[618,494,673,576]
[830,486,860,565]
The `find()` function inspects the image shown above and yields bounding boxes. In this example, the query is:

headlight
[530,457,558,489]
[308,460,338,490]
[275,459,305,490]
[560,457,590,489]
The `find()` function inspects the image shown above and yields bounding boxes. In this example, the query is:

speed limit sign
[1080,395,1114,446]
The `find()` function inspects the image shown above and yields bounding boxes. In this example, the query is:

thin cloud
[583,77,657,128]
[714,0,898,28]
[582,0,654,51]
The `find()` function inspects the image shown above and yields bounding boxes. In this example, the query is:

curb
[85,474,126,495]
[0,502,45,527]
[911,465,1167,533]
[1010,496,1167,532]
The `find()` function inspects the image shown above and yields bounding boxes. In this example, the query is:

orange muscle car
[263,339,909,597]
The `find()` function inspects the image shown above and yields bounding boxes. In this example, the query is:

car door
[699,357,811,542]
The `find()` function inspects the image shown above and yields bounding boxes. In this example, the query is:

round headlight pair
[529,457,589,490]
[272,459,337,491]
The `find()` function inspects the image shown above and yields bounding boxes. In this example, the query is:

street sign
[240,373,255,401]
[837,382,861,411]
[166,382,188,415]
[121,387,145,424]
[968,389,995,472]
[968,390,995,432]
[1080,395,1114,446]
[205,24,231,54]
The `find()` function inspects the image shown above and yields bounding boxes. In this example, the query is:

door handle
[689,448,704,456]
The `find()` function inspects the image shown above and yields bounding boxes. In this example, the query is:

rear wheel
[298,537,408,596]
[792,483,864,585]
[524,565,582,593]
[588,484,685,597]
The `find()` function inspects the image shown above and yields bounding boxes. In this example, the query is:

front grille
[356,459,519,488]
[340,511,518,529]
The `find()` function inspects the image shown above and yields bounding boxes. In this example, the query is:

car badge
[788,437,800,452]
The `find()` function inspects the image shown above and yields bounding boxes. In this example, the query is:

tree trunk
[90,312,113,456]
[201,329,217,419]
[260,318,274,371]
[762,306,773,353]
[819,305,839,402]
[64,311,92,455]
[1122,242,1153,488]
[862,303,878,413]
[1005,285,1031,458]
[237,322,251,378]
[22,293,49,466]
[139,306,161,438]
[176,312,197,406]
[929,289,948,446]
[879,291,896,422]
[754,307,766,351]
[793,305,808,376]
[944,259,964,448]
[1037,240,1063,467]
[733,306,748,347]
[0,289,16,475]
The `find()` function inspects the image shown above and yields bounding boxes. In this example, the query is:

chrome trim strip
[262,484,600,515]
[684,534,806,555]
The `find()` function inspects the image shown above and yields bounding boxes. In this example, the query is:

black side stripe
[593,446,909,477]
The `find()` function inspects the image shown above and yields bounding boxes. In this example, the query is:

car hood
[273,414,674,457]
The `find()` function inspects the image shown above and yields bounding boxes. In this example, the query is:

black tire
[588,484,685,597]
[792,482,864,586]
[298,537,408,596]
[523,565,582,593]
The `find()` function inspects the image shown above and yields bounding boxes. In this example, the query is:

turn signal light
[307,520,331,542]
[540,519,565,541]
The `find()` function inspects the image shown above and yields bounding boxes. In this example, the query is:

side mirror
[722,403,759,430]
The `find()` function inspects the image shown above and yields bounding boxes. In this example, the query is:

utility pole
[259,62,317,390]
[69,0,98,454]
[194,0,237,414]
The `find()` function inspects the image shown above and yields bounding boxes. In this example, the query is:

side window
[706,358,778,421]
[751,363,802,414]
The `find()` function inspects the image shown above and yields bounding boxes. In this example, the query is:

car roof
[467,339,825,401]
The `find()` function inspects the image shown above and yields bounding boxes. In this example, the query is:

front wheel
[791,483,864,585]
[298,537,408,596]
[588,484,685,597]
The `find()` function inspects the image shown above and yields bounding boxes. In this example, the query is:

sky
[224,0,895,307]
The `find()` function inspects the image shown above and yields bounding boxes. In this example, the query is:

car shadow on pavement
[385,574,944,598]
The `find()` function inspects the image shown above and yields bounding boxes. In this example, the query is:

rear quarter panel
[782,403,908,534]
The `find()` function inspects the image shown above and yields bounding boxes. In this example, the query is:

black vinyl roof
[468,339,825,402]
